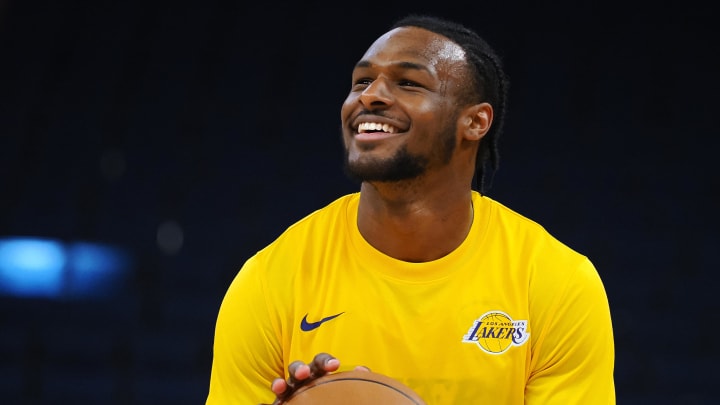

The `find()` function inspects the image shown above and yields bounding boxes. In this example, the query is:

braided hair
[390,15,509,194]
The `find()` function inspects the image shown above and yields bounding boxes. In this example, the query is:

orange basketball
[285,370,426,405]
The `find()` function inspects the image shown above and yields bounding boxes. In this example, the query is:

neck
[357,181,474,262]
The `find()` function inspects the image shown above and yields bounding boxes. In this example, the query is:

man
[206,14,615,404]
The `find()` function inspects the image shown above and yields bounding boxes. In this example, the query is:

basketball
[285,370,426,404]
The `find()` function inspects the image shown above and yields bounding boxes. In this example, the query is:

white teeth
[358,122,398,134]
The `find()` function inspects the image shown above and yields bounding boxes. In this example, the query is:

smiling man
[206,14,615,405]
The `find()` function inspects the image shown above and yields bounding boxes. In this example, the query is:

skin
[267,26,494,403]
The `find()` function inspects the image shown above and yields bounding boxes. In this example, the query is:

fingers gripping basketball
[285,370,426,404]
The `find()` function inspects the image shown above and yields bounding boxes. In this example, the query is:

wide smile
[358,122,399,134]
[354,121,404,142]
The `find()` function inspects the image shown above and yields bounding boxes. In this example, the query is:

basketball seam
[298,377,422,404]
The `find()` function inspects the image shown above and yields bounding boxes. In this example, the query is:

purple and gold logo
[462,311,529,354]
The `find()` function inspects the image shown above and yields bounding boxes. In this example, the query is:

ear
[460,102,493,141]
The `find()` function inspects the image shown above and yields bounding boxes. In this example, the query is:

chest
[284,264,532,403]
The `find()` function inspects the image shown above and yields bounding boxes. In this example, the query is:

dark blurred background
[0,0,717,403]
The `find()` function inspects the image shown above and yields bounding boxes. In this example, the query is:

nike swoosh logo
[300,312,344,332]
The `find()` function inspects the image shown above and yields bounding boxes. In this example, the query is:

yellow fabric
[206,192,615,404]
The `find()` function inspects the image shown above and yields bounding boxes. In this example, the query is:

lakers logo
[462,311,529,354]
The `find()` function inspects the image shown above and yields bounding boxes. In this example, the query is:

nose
[358,78,393,109]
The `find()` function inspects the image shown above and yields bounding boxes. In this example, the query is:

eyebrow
[355,60,432,74]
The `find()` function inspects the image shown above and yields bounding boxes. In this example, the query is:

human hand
[262,352,369,405]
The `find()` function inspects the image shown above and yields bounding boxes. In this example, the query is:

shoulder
[479,194,552,236]
[479,195,576,250]
[480,195,608,311]
[477,193,592,277]
[232,193,358,291]
[254,193,358,258]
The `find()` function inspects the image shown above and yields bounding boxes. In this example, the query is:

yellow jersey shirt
[206,192,615,404]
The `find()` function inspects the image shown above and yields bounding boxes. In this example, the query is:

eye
[351,78,373,90]
[398,79,423,87]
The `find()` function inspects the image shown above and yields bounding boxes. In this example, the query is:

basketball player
[206,14,615,404]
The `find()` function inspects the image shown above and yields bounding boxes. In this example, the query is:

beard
[343,145,428,183]
[342,123,456,183]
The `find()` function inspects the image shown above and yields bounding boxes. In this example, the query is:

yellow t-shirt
[206,192,615,404]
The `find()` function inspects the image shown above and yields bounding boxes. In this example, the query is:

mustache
[350,109,395,125]
[356,109,390,118]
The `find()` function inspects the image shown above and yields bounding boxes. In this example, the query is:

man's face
[340,26,470,183]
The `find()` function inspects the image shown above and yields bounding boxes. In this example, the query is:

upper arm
[526,258,615,404]
[206,256,283,404]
